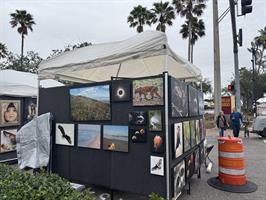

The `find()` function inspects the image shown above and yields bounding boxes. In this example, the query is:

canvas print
[190,120,196,147]
[173,160,185,199]
[198,91,204,115]
[129,111,147,125]
[150,156,164,176]
[195,120,200,144]
[103,125,128,152]
[199,143,205,164]
[112,80,131,102]
[188,86,199,116]
[78,124,101,149]
[148,110,162,131]
[130,127,147,143]
[171,78,188,117]
[194,149,200,173]
[185,153,195,179]
[0,129,17,153]
[0,100,20,127]
[55,123,74,146]
[199,118,206,140]
[133,77,164,106]
[70,85,111,121]
[174,122,183,158]
[183,121,191,152]
[151,134,164,153]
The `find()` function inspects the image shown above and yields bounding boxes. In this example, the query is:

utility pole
[251,48,257,117]
[213,0,221,117]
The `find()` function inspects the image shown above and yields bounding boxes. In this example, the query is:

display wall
[38,74,205,199]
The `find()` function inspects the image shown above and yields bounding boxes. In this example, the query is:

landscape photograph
[103,125,128,152]
[70,85,111,121]
[78,124,101,149]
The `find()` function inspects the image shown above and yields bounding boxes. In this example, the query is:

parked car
[252,116,266,137]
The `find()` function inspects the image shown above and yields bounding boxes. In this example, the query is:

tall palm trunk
[21,33,24,70]
[191,44,194,64]
[188,20,191,62]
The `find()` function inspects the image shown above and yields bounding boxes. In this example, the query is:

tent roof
[38,31,202,83]
[0,70,64,97]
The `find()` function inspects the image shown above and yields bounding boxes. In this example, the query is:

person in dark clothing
[230,108,243,137]
[216,111,228,137]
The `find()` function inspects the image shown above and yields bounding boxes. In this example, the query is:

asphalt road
[91,128,266,200]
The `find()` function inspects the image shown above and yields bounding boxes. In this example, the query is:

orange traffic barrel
[218,136,246,186]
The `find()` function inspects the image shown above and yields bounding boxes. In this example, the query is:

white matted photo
[150,156,164,176]
[174,122,183,158]
[55,123,74,146]
[173,160,185,200]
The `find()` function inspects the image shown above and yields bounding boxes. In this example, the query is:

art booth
[0,69,63,163]
[37,31,205,200]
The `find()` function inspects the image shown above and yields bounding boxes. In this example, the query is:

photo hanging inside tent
[174,122,183,158]
[111,80,131,102]
[188,86,199,116]
[150,133,164,153]
[77,124,101,149]
[185,153,195,180]
[55,123,75,146]
[183,121,191,152]
[173,160,186,199]
[148,110,162,131]
[0,129,17,153]
[129,111,147,126]
[130,127,147,143]
[150,155,164,176]
[0,100,21,127]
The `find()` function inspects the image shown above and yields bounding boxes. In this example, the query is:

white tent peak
[38,31,201,83]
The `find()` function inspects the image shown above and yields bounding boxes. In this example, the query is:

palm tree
[10,10,35,70]
[151,1,175,33]
[254,27,266,72]
[0,43,8,59]
[127,5,152,33]
[180,17,205,63]
[172,0,206,61]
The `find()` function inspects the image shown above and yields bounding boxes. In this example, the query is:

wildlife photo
[0,129,17,153]
[190,120,196,147]
[188,86,198,116]
[103,125,128,152]
[151,134,164,153]
[148,110,162,131]
[183,121,191,152]
[133,77,164,106]
[150,155,164,176]
[78,124,101,149]
[198,91,204,115]
[130,127,147,143]
[128,111,147,125]
[55,123,74,146]
[70,85,111,121]
[0,100,20,127]
[173,160,185,199]
[195,120,200,145]
[185,153,195,179]
[111,80,131,102]
[174,122,183,158]
[171,78,188,117]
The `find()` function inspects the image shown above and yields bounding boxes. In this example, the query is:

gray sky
[1,0,265,87]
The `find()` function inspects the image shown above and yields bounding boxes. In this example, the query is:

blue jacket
[230,112,243,126]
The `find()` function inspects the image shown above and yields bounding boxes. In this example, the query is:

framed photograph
[185,153,195,180]
[174,122,183,159]
[199,118,206,140]
[112,80,131,102]
[78,124,101,149]
[150,133,164,153]
[103,125,128,152]
[0,129,17,153]
[190,120,196,147]
[129,111,147,125]
[171,78,188,117]
[195,120,200,144]
[55,123,74,146]
[183,121,191,152]
[150,156,164,176]
[0,100,21,127]
[70,85,111,121]
[194,149,200,173]
[148,110,162,131]
[198,91,204,115]
[173,160,185,199]
[188,86,198,116]
[133,77,164,106]
[130,127,147,143]
[199,143,205,164]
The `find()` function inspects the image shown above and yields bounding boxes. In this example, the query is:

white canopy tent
[38,31,202,83]
[0,70,64,97]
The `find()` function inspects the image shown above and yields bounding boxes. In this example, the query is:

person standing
[216,111,228,137]
[230,108,243,137]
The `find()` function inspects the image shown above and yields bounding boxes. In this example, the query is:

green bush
[149,192,165,200]
[0,164,95,200]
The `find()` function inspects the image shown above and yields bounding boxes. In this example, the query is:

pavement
[91,128,266,200]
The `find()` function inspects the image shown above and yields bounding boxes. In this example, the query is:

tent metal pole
[37,76,40,116]
[115,63,122,78]
[164,72,170,200]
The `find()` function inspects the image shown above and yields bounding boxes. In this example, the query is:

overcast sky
[0,0,265,87]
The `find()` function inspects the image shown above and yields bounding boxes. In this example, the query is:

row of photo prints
[55,123,165,154]
[0,99,37,128]
[69,77,204,122]
[173,145,204,199]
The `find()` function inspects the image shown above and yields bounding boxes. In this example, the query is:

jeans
[219,128,225,137]
[233,124,240,137]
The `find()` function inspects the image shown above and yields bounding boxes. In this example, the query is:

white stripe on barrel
[219,167,245,176]
[219,151,244,159]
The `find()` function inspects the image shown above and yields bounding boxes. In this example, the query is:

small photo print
[112,80,131,102]
[129,111,147,125]
[183,121,191,152]
[151,134,164,153]
[190,120,196,147]
[0,100,21,127]
[55,123,75,146]
[148,110,162,131]
[103,125,128,152]
[195,120,200,145]
[185,153,195,179]
[150,156,164,176]
[173,160,185,199]
[0,129,17,153]
[130,127,147,143]
[78,124,101,149]
[174,122,183,158]
[194,149,200,173]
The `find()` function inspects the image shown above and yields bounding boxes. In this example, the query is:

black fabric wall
[38,78,166,197]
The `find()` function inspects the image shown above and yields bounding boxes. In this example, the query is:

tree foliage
[0,43,8,59]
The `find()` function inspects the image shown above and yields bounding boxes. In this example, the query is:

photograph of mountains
[70,85,111,121]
